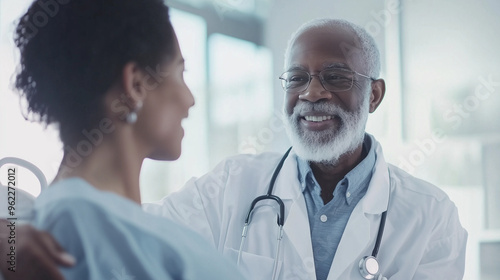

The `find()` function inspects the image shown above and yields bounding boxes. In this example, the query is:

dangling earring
[126,100,143,124]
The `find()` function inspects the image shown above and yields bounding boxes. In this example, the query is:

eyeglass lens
[280,69,354,93]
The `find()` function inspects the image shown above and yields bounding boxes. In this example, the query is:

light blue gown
[31,178,244,280]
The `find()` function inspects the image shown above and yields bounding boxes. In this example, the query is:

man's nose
[299,76,332,102]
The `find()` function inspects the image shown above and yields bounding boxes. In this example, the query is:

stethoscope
[237,147,389,280]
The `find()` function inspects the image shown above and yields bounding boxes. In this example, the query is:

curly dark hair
[14,0,175,146]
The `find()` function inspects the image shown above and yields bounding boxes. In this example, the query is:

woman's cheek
[160,105,181,135]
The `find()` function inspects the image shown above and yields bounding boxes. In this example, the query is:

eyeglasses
[279,68,376,93]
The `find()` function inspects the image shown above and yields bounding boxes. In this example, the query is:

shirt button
[346,192,351,198]
[320,214,328,222]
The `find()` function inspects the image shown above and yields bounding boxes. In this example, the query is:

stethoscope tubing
[239,147,390,280]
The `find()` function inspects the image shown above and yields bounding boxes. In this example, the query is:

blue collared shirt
[297,134,376,280]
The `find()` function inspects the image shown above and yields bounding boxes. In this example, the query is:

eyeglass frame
[278,67,377,93]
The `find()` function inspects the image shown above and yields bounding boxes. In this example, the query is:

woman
[13,0,244,279]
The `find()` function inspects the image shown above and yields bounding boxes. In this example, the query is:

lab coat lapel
[327,138,391,280]
[326,205,371,280]
[274,150,317,279]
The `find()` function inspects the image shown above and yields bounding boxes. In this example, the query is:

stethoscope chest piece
[359,256,379,279]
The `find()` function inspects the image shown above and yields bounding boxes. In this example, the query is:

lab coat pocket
[223,247,282,279]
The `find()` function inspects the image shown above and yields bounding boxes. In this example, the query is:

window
[140,8,273,200]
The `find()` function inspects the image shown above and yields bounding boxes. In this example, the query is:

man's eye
[289,75,307,82]
[324,74,348,81]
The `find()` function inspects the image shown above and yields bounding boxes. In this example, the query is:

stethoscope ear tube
[238,147,292,279]
[265,147,291,226]
[244,194,285,226]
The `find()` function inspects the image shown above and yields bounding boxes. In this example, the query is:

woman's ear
[122,62,148,107]
[369,79,386,113]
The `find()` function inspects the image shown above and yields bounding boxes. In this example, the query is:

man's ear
[369,79,386,113]
[121,62,148,106]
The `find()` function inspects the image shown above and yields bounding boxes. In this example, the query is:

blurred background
[0,0,499,279]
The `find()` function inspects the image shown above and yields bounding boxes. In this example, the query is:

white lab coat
[147,135,467,280]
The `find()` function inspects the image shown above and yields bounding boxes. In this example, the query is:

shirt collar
[297,154,313,193]
[296,134,376,204]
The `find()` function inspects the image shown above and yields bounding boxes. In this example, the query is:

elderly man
[1,18,466,280]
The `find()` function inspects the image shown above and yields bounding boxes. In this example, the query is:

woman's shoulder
[33,178,138,223]
[32,177,212,255]
[31,178,244,279]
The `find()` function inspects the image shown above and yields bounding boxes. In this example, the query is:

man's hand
[0,219,75,280]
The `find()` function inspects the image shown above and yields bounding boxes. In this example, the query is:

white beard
[283,96,369,165]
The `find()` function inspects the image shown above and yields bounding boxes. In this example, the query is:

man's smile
[299,113,340,131]
[303,115,332,122]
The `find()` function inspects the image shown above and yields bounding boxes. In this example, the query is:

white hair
[284,18,381,78]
